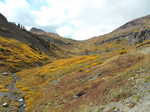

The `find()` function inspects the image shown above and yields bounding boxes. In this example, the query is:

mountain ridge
[87,14,150,43]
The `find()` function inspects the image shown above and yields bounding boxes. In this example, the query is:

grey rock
[2,102,9,107]
[2,72,10,76]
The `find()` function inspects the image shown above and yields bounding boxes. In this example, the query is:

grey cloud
[77,0,150,34]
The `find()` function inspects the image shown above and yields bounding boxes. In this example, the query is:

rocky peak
[30,27,45,34]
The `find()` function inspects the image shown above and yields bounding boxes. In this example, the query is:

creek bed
[0,73,25,112]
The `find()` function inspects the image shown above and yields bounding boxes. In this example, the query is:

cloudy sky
[0,0,150,40]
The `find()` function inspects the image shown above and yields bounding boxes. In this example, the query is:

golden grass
[1,33,150,112]
[0,36,49,72]
[15,55,100,111]
[15,48,145,112]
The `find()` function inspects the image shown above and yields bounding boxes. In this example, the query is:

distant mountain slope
[30,28,88,55]
[87,15,150,45]
[83,15,150,55]
[30,27,46,34]
[115,15,150,31]
[30,27,74,46]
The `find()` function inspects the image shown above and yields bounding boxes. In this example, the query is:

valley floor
[1,43,150,112]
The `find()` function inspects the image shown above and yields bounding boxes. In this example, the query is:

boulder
[2,72,10,76]
[2,102,9,107]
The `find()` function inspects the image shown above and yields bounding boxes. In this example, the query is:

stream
[0,73,25,112]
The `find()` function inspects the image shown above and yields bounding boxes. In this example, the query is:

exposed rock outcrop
[129,29,150,43]
[0,13,7,23]
[95,15,150,45]
[96,28,150,45]
[30,27,45,34]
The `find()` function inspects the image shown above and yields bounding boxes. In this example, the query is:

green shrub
[0,47,5,52]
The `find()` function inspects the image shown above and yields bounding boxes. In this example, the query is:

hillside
[30,27,87,55]
[0,13,75,72]
[87,15,150,44]
[0,36,49,72]
[0,14,68,57]
[0,14,150,112]
[84,15,150,55]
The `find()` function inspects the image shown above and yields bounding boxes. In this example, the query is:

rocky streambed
[0,73,25,112]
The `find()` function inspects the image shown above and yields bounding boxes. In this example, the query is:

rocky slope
[30,27,46,34]
[82,15,150,56]
[87,15,150,45]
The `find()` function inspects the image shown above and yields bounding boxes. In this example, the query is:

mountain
[0,13,150,112]
[0,13,70,72]
[84,15,150,55]
[30,27,75,46]
[30,27,46,34]
[30,27,88,55]
[0,15,66,57]
[88,15,150,44]
[115,15,150,31]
